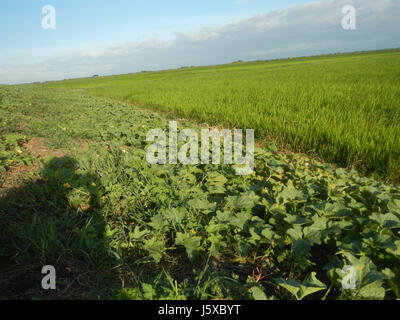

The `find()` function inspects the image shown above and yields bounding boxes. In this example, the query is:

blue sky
[1,1,310,64]
[1,0,399,83]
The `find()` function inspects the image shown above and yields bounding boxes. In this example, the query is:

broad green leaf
[323,256,343,283]
[207,221,228,234]
[143,238,165,263]
[249,227,261,244]
[388,199,400,214]
[105,226,120,238]
[341,253,387,289]
[175,232,202,261]
[365,234,400,255]
[235,235,252,256]
[187,198,217,213]
[324,203,353,217]
[231,211,252,230]
[284,214,311,225]
[338,240,364,255]
[216,210,234,224]
[276,272,326,300]
[207,185,226,194]
[278,187,308,202]
[385,240,400,256]
[292,239,311,257]
[303,216,328,245]
[206,172,228,186]
[141,283,157,300]
[261,227,275,241]
[129,226,150,242]
[358,281,386,300]
[251,287,268,300]
[370,212,400,229]
[149,214,168,231]
[287,225,303,241]
[225,191,260,210]
[208,233,227,256]
[164,208,186,225]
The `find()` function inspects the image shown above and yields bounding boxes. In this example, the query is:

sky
[0,0,399,84]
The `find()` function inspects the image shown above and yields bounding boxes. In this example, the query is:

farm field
[45,49,400,183]
[1,61,400,300]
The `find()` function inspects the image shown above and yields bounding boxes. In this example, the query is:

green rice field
[46,49,400,182]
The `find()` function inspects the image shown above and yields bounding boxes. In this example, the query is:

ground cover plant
[0,79,399,300]
[45,49,400,183]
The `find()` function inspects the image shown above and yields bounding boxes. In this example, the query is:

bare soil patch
[25,137,65,159]
[0,137,67,196]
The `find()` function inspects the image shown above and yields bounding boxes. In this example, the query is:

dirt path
[0,137,65,194]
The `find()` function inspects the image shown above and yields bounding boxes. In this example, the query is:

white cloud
[1,0,399,84]
[81,50,104,59]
